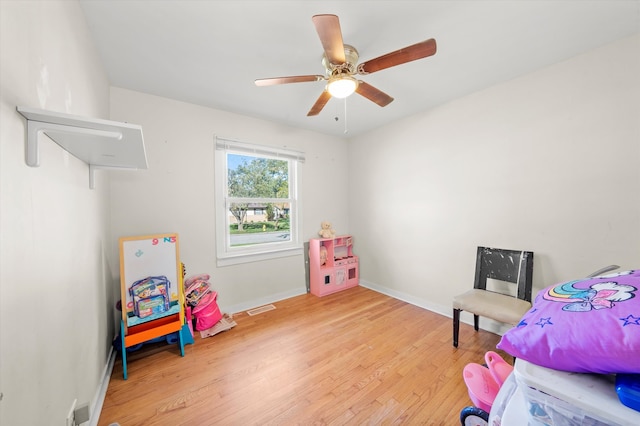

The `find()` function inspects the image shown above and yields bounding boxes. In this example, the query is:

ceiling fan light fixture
[327,75,358,98]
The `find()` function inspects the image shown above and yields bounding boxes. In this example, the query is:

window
[214,137,304,266]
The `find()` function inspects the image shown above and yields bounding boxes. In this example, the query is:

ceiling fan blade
[255,75,325,86]
[312,14,345,65]
[355,81,394,107]
[358,38,437,74]
[307,91,332,116]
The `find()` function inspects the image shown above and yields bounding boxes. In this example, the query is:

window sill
[216,246,303,267]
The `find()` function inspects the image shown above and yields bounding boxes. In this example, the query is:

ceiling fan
[254,14,437,117]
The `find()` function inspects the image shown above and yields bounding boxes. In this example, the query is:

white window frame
[214,136,304,266]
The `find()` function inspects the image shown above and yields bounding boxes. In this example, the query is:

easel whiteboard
[119,233,182,329]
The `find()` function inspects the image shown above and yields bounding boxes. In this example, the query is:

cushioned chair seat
[452,246,534,347]
[453,289,531,325]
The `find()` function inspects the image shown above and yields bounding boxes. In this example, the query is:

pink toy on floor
[463,363,500,412]
[485,351,513,387]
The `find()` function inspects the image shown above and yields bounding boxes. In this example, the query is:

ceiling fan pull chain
[344,97,348,134]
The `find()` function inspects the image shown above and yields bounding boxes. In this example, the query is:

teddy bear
[318,221,336,239]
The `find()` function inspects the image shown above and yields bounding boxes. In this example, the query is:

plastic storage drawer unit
[490,359,640,426]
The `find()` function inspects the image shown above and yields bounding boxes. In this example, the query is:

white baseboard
[359,279,511,336]
[88,346,117,426]
[222,286,308,315]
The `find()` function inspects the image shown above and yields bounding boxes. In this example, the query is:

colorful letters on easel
[152,236,177,245]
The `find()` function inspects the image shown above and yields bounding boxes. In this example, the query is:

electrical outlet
[74,403,90,425]
[66,398,77,426]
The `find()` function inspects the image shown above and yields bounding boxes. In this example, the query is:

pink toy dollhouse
[309,235,359,296]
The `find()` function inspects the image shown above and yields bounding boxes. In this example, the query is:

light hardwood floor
[98,286,511,426]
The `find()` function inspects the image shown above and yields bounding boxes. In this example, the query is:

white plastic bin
[489,359,640,426]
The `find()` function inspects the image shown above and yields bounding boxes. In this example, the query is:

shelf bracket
[26,120,123,167]
[17,106,147,189]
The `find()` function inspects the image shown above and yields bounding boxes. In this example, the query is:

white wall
[0,1,114,425]
[349,34,640,332]
[109,88,350,314]
[2,2,637,423]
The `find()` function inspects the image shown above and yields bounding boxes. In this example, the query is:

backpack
[129,275,171,318]
[184,274,212,307]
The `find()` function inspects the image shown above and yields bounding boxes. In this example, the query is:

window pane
[229,202,291,247]
[228,154,289,199]
[215,138,302,266]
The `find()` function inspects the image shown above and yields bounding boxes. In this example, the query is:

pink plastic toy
[485,350,513,387]
[463,363,500,413]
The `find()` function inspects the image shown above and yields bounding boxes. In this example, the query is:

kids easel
[119,233,186,379]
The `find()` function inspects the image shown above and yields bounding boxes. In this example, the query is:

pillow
[497,269,640,374]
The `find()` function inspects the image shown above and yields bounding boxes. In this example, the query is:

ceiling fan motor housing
[323,44,359,77]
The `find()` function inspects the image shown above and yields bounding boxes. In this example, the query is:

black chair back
[473,246,534,302]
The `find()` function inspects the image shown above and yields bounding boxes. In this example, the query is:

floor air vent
[246,304,276,316]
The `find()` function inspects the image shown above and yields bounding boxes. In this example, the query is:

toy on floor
[460,351,513,426]
[183,274,223,331]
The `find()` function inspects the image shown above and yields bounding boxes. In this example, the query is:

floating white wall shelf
[17,106,148,189]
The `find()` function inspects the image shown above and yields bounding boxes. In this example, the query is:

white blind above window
[215,136,305,163]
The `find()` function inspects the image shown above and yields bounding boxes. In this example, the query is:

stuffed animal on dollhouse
[319,246,328,265]
[318,221,336,239]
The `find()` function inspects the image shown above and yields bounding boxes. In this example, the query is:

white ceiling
[79,1,640,138]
